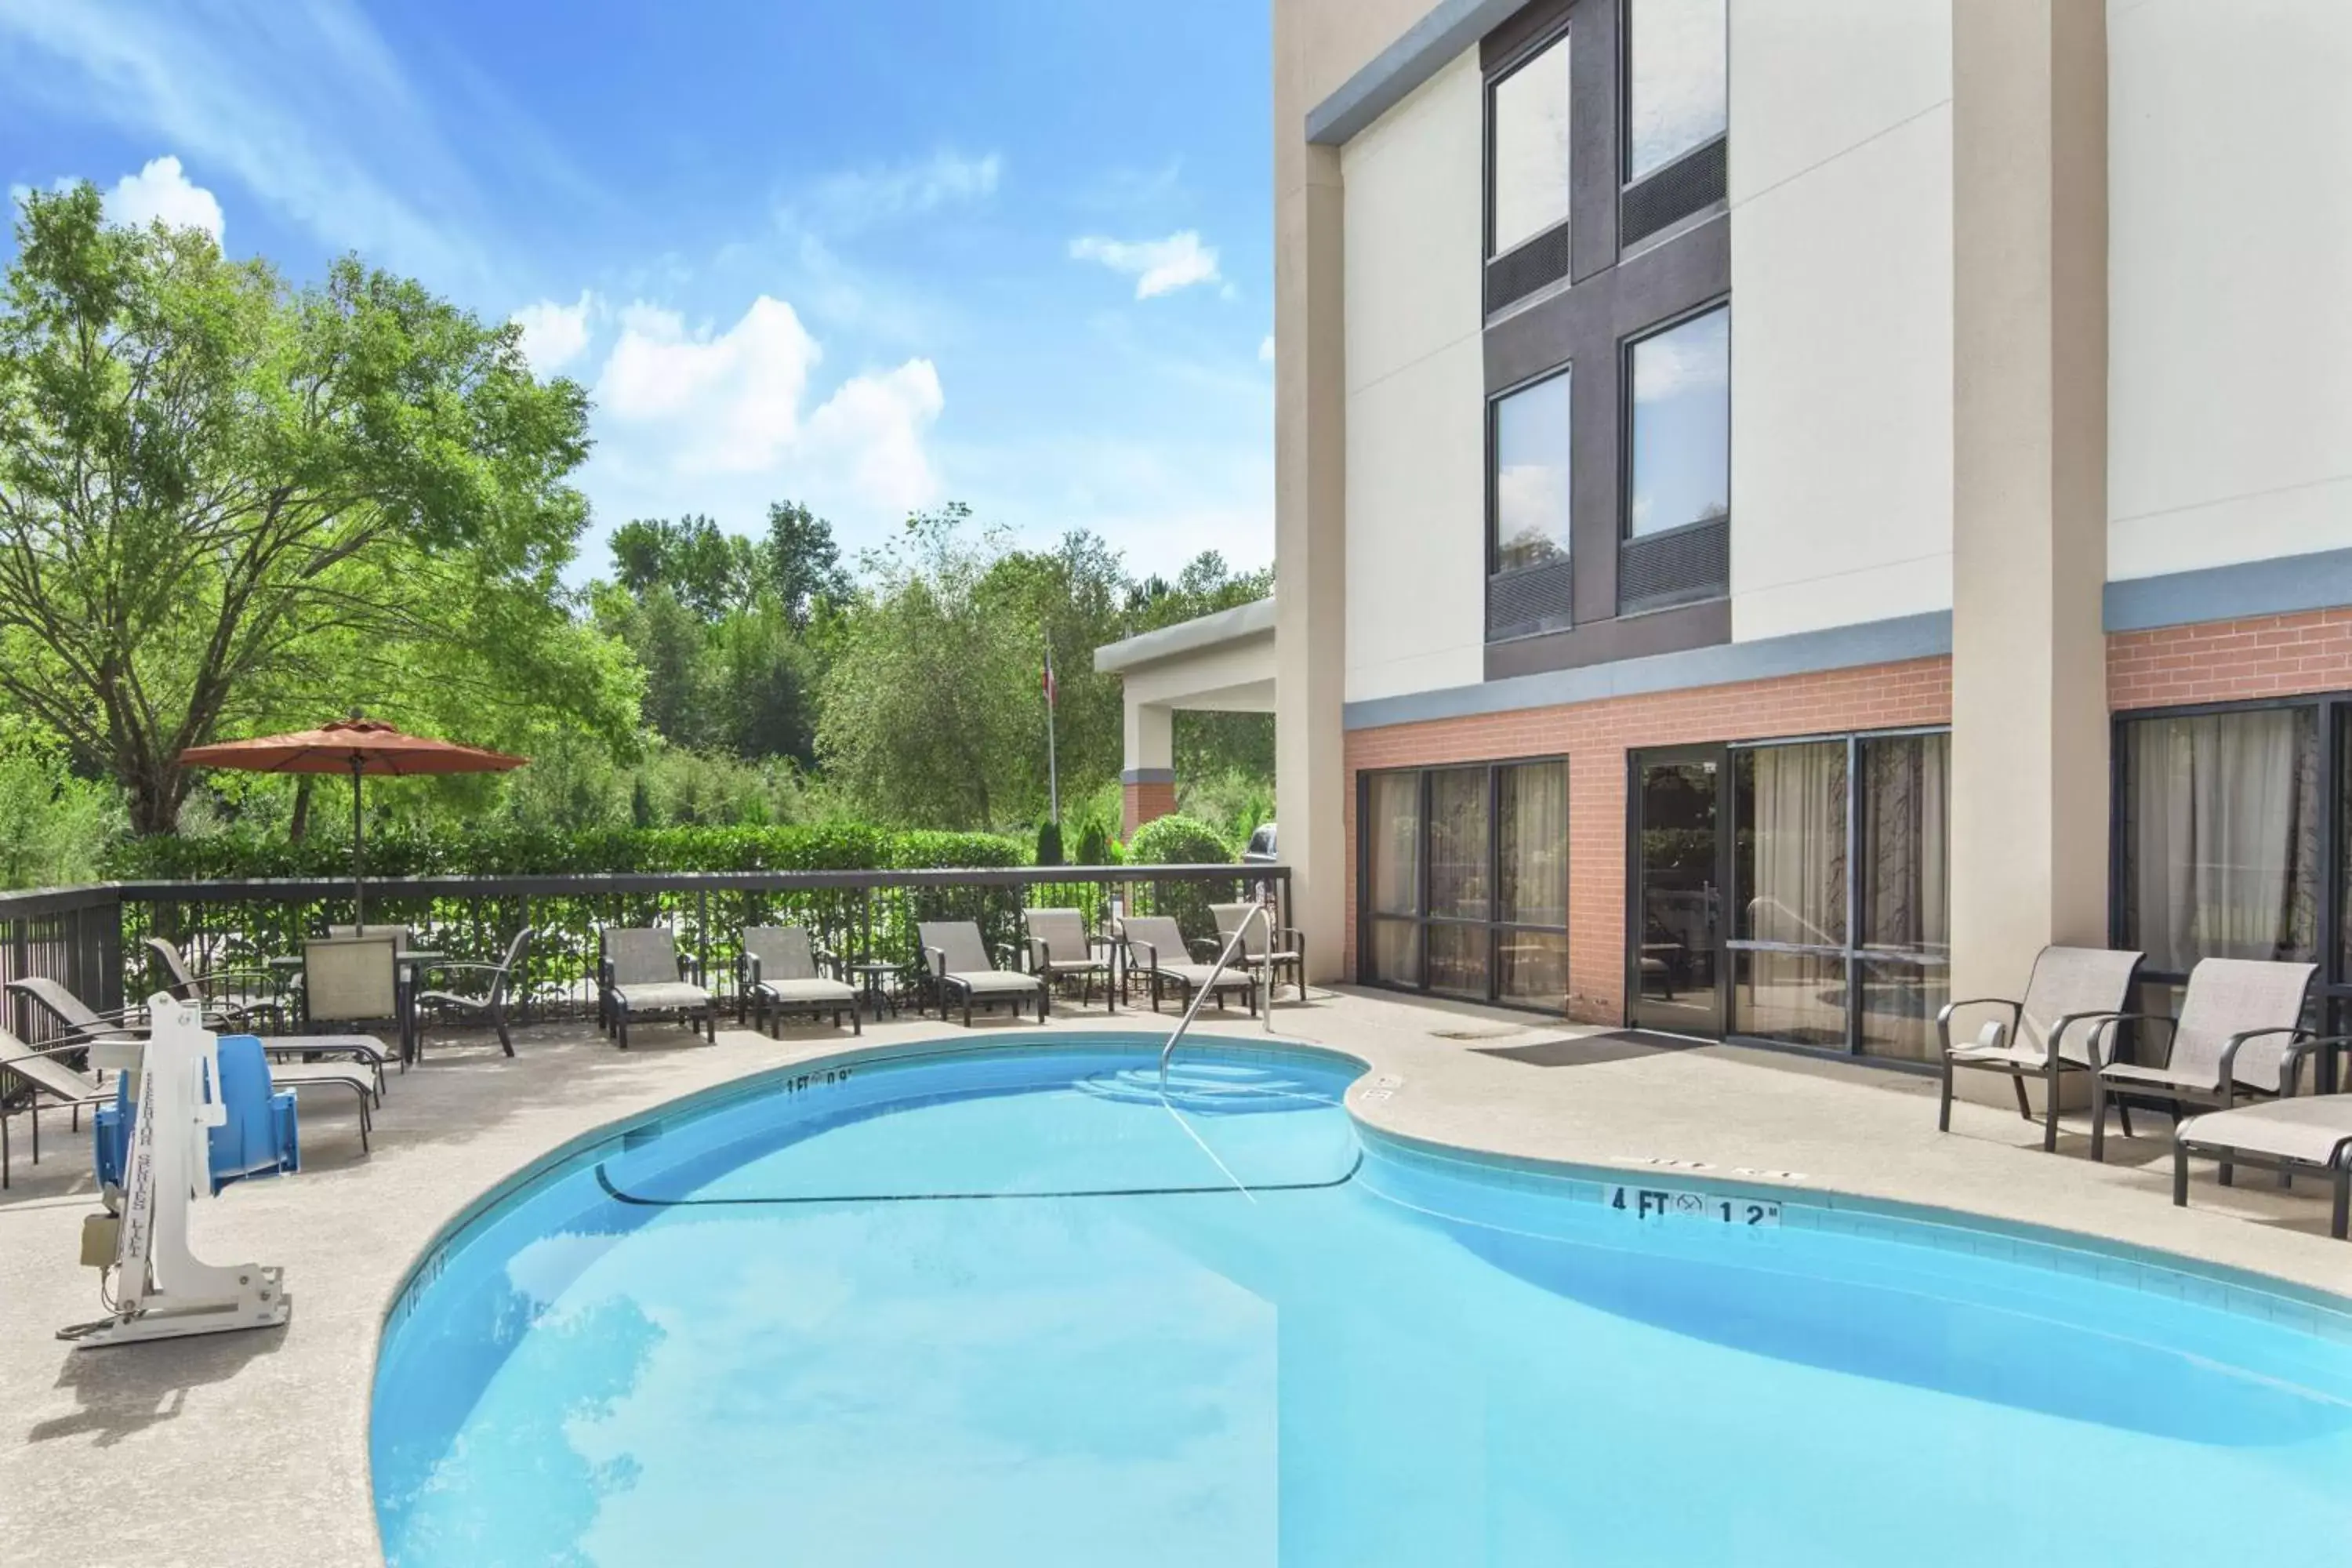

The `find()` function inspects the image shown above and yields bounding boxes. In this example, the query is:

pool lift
[1159,889,1279,1091]
[59,996,291,1348]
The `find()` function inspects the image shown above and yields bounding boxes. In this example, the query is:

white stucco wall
[2108,0,2352,582]
[1727,0,1955,642]
[1341,48,1487,705]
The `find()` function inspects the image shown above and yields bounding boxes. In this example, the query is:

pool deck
[2,986,2347,1566]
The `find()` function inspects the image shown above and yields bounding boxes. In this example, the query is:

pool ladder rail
[1159,900,1277,1090]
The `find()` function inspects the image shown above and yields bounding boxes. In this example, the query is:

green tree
[762,500,851,630]
[608,514,762,619]
[0,184,627,833]
[817,505,1036,828]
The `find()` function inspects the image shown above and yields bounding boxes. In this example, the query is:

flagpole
[1044,632,1060,826]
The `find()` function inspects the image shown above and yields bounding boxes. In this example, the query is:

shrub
[1035,820,1063,866]
[1126,813,1233,866]
[1074,818,1109,866]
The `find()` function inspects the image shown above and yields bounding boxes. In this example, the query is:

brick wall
[1343,655,1955,1023]
[1122,778,1178,834]
[2108,607,2352,710]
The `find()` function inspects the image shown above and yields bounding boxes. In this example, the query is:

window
[1726,730,1948,1060]
[2120,709,2319,974]
[1491,369,1573,575]
[1626,304,1729,539]
[1625,0,1727,182]
[1359,760,1570,1009]
[1489,31,1573,256]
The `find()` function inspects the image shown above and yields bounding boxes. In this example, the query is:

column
[1948,0,2110,1099]
[1121,701,1176,834]
[1274,2,1349,982]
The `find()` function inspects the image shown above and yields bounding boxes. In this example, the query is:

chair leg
[2332,1169,2350,1240]
[1937,1060,1955,1132]
[2172,1143,2190,1209]
[2116,1100,2134,1141]
[2089,1078,2108,1163]
[851,1004,862,1037]
[2042,1069,2060,1152]
[618,1008,630,1051]
[2010,1073,2033,1122]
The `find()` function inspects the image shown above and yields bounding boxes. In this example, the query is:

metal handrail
[1160,900,1276,1090]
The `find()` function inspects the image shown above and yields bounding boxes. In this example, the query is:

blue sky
[0,0,1275,583]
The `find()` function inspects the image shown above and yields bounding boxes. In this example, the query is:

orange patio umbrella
[180,716,528,926]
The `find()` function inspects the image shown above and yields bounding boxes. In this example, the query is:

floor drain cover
[1429,1026,1525,1042]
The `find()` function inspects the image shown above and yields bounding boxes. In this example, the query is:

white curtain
[1499,761,1568,926]
[1862,733,1948,954]
[2128,710,2317,972]
[1368,773,1421,916]
[1744,743,1846,946]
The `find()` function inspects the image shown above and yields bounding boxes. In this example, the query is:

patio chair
[1023,908,1113,1013]
[601,927,715,1048]
[1936,945,2142,1151]
[0,1026,114,1189]
[1212,902,1306,1002]
[1120,915,1255,1016]
[143,935,285,1032]
[739,926,858,1036]
[2089,958,2339,1163]
[2172,1096,2352,1240]
[8,975,393,1094]
[413,927,534,1059]
[918,921,1048,1026]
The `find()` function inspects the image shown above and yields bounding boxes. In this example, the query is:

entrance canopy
[1094,597,1276,831]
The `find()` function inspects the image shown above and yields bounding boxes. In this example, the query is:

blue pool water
[372,1038,2352,1566]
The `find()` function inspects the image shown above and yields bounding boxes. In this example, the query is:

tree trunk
[289,775,313,842]
[126,764,184,837]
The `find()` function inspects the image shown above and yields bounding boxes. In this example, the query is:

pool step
[1074,1062,1332,1111]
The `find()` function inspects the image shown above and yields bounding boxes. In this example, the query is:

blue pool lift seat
[95,1033,300,1195]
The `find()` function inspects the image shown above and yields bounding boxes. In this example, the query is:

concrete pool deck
[2,986,2347,1566]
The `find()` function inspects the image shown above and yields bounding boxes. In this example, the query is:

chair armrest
[813,946,842,980]
[190,967,283,991]
[2216,1025,2304,1097]
[1131,941,1159,971]
[1189,938,1221,962]
[744,954,765,991]
[2048,1009,2132,1066]
[923,945,948,980]
[2281,1033,2352,1094]
[1026,935,1051,972]
[993,942,1021,972]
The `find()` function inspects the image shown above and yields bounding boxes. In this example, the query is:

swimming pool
[372,1035,2352,1566]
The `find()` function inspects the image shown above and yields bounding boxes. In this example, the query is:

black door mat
[1472,1029,1710,1068]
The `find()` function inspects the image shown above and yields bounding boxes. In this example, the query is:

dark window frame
[1483,18,1577,267]
[1356,754,1572,1012]
[1617,0,1730,189]
[1619,296,1732,546]
[2110,689,2347,1000]
[1485,361,1576,588]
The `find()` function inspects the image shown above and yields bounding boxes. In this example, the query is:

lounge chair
[740,926,858,1036]
[7,975,393,1094]
[918,921,1048,1026]
[1120,915,1255,1016]
[2090,958,2339,1162]
[414,927,533,1058]
[1213,902,1306,1002]
[0,1027,115,1189]
[601,927,715,1048]
[2174,1097,2352,1240]
[1023,908,1113,1013]
[143,935,285,1031]
[1937,945,2142,1150]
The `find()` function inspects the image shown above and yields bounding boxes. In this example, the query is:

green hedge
[1125,814,1233,866]
[104,822,1028,881]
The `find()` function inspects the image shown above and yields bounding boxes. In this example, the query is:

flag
[1041,641,1057,708]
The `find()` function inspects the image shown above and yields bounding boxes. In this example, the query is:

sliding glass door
[1359,758,1570,1010]
[1709,728,1949,1059]
[1630,746,1726,1036]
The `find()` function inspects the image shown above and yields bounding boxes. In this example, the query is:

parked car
[1241,822,1278,864]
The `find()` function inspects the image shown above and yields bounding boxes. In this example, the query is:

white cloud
[1069,230,1221,299]
[1258,335,1274,365]
[590,294,942,514]
[103,154,223,241]
[510,290,598,374]
[1632,308,1730,403]
[804,149,1001,234]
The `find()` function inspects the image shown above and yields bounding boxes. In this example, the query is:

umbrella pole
[350,756,365,930]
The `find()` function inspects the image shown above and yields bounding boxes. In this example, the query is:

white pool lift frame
[60,996,291,1348]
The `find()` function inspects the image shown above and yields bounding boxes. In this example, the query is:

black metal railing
[0,864,1290,1035]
